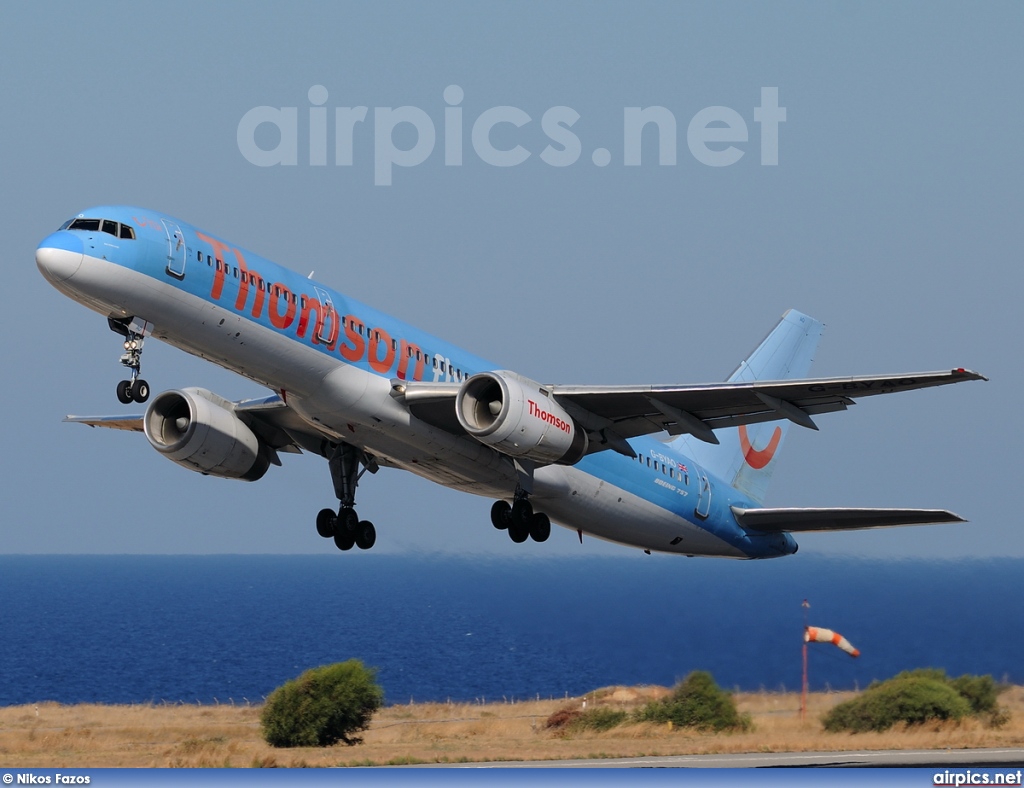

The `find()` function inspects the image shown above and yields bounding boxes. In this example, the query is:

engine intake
[456,371,587,465]
[143,388,271,481]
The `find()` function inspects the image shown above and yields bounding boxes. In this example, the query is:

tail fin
[669,309,824,504]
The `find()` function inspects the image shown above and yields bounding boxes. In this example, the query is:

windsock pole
[801,599,810,720]
[801,641,808,720]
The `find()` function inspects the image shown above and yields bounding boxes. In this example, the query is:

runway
[434,748,1024,768]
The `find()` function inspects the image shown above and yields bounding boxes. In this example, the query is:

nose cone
[36,231,84,284]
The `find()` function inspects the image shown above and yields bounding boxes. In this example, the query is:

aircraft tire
[490,500,512,530]
[508,519,530,544]
[116,380,134,404]
[131,379,150,403]
[355,520,376,550]
[334,529,355,551]
[511,499,533,529]
[529,512,551,543]
[338,507,359,533]
[316,508,337,538]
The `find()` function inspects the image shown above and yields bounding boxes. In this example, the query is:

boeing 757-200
[36,207,986,558]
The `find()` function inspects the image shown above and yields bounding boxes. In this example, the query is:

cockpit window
[66,217,136,240]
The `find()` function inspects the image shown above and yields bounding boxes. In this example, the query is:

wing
[396,368,986,454]
[64,395,319,456]
[732,506,966,532]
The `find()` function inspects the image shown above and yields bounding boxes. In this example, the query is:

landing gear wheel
[316,508,337,538]
[508,517,530,543]
[116,380,134,404]
[529,512,551,543]
[334,529,355,551]
[355,521,376,550]
[511,499,533,529]
[490,500,512,530]
[131,379,150,403]
[338,507,359,534]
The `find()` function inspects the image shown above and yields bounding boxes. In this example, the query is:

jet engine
[455,371,588,465]
[143,387,272,481]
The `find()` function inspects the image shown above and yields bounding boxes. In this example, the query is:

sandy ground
[1,684,1022,768]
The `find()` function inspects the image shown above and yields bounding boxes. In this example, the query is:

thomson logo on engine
[527,399,572,434]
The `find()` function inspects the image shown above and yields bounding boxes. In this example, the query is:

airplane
[35,207,986,558]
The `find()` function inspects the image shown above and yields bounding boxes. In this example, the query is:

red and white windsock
[805,626,860,658]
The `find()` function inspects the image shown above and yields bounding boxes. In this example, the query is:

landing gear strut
[315,442,378,551]
[109,317,150,404]
[490,487,551,544]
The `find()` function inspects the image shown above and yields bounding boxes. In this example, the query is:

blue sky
[2,1,1019,558]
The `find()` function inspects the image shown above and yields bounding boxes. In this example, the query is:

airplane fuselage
[35,205,807,558]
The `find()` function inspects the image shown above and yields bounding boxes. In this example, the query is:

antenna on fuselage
[307,270,315,279]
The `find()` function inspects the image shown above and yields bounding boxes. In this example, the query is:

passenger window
[233,267,239,278]
[102,220,118,236]
[197,250,203,262]
[392,339,398,351]
[300,296,307,308]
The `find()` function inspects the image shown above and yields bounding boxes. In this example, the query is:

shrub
[636,671,751,732]
[261,660,384,747]
[570,707,628,732]
[545,707,582,730]
[949,674,1000,716]
[823,671,970,732]
[545,706,627,733]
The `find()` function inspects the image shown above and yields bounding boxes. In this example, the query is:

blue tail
[669,309,824,504]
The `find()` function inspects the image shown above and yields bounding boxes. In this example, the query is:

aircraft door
[694,464,712,520]
[162,220,186,279]
[313,286,336,344]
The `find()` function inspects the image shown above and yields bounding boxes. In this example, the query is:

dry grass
[1,685,1022,768]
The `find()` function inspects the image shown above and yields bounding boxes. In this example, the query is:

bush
[823,670,973,733]
[570,707,629,732]
[636,671,751,732]
[545,705,628,734]
[261,660,384,747]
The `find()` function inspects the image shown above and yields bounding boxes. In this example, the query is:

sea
[0,554,1020,707]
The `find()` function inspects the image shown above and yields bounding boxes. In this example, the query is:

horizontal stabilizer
[731,506,966,532]
[64,414,143,431]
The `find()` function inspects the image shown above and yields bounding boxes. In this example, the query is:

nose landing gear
[109,317,150,404]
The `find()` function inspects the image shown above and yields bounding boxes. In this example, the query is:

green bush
[261,660,384,747]
[823,670,973,733]
[636,671,751,732]
[949,674,1000,716]
[569,707,628,732]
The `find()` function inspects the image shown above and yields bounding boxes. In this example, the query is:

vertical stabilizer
[670,309,824,504]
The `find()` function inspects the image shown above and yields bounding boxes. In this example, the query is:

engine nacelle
[143,387,271,481]
[456,371,588,465]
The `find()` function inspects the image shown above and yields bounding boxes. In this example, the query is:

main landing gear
[490,489,551,544]
[315,442,378,552]
[109,317,150,404]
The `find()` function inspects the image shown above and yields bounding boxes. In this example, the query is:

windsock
[805,626,860,658]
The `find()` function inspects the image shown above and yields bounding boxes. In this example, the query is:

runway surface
[433,748,1024,768]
